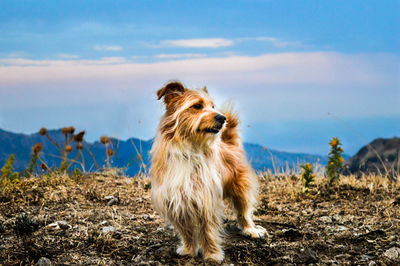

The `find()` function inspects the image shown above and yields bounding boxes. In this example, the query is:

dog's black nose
[214,114,226,124]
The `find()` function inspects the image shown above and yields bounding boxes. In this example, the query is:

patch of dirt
[0,173,399,265]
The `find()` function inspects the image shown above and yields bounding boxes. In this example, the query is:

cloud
[160,38,233,48]
[0,52,398,116]
[93,45,123,51]
[154,53,206,59]
[238,37,302,48]
[0,57,127,66]
[252,37,302,48]
[58,54,80,59]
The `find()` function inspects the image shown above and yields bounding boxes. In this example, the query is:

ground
[0,171,399,265]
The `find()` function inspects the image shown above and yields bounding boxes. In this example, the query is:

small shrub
[326,137,344,185]
[1,154,20,183]
[300,163,315,192]
[13,213,39,237]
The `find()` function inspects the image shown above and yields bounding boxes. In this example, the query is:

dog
[150,81,266,262]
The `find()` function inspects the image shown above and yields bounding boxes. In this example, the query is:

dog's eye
[192,104,203,110]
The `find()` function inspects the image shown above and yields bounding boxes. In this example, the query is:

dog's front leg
[198,213,224,262]
[174,219,197,257]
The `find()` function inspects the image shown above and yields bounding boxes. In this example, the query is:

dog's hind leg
[225,168,267,238]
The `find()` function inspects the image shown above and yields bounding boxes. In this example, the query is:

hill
[0,128,328,175]
[344,137,400,177]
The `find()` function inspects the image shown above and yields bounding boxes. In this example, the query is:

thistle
[25,143,42,176]
[100,136,109,145]
[73,130,85,142]
[326,137,344,185]
[100,136,113,168]
[300,163,315,191]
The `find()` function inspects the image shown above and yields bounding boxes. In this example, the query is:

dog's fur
[150,81,266,262]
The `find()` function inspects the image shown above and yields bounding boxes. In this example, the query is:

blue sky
[0,0,399,155]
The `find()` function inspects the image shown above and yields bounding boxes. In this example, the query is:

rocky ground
[0,171,399,265]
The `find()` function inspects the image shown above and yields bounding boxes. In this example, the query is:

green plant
[25,143,42,176]
[1,154,20,182]
[326,137,344,185]
[300,163,315,192]
[13,213,39,237]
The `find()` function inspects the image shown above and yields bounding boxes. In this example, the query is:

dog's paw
[204,251,224,263]
[176,244,194,256]
[242,225,268,238]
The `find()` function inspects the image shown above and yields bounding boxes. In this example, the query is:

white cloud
[0,57,127,66]
[238,37,302,48]
[253,37,302,48]
[58,54,80,59]
[154,53,206,59]
[0,52,398,116]
[93,45,123,51]
[160,38,233,48]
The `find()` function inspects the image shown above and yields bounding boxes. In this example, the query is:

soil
[0,172,399,265]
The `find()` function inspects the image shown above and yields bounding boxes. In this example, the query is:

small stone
[35,257,52,266]
[300,247,318,263]
[104,195,115,201]
[319,216,332,223]
[335,225,348,232]
[99,221,108,226]
[383,247,400,261]
[107,198,119,206]
[57,221,71,230]
[361,254,374,261]
[278,228,302,240]
[46,222,59,230]
[102,226,117,234]
[368,261,377,266]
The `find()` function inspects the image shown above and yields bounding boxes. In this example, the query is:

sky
[0,0,399,155]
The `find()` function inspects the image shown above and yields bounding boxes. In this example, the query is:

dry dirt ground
[0,172,399,265]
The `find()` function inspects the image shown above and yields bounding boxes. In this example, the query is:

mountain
[344,137,400,177]
[0,128,328,175]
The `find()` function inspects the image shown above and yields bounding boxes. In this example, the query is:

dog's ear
[157,81,186,104]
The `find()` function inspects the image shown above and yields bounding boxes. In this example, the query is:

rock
[319,216,332,223]
[278,228,302,240]
[108,198,119,206]
[99,220,108,226]
[299,247,318,263]
[333,214,354,224]
[102,226,117,234]
[335,225,349,232]
[383,247,400,261]
[368,261,376,266]
[35,257,52,266]
[57,221,72,230]
[46,221,71,230]
[105,195,115,200]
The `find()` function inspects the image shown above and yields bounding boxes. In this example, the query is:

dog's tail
[220,103,241,147]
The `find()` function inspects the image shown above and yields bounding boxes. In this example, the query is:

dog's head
[157,81,226,143]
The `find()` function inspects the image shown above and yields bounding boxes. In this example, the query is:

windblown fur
[150,81,266,262]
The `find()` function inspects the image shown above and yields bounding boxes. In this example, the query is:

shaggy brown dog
[150,81,266,262]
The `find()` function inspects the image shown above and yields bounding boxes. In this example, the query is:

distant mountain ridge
[0,128,328,175]
[344,137,400,177]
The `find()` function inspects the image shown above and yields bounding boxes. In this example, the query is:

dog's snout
[214,114,226,124]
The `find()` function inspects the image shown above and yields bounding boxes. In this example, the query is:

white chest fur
[151,142,224,220]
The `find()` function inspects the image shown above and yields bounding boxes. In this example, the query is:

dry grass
[0,172,399,265]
